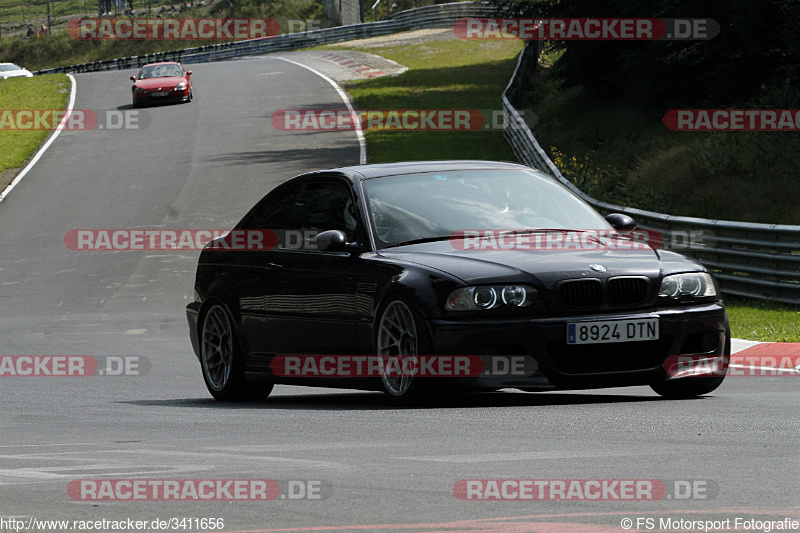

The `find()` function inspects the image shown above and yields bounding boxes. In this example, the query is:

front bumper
[133,88,190,105]
[428,302,728,391]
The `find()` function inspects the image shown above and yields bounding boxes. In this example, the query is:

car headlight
[134,87,146,93]
[446,285,541,311]
[659,272,717,299]
[174,82,187,90]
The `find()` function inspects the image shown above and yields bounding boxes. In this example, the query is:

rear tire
[200,303,273,401]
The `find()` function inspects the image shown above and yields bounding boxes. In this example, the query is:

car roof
[293,160,538,184]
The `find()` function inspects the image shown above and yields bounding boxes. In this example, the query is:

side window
[289,181,360,243]
[238,183,299,247]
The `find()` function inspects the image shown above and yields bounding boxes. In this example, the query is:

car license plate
[152,91,168,97]
[567,318,659,345]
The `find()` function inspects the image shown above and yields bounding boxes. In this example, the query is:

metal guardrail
[503,43,800,305]
[33,2,498,75]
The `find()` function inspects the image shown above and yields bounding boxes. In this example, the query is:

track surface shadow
[119,389,676,411]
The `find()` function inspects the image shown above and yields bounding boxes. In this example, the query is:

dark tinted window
[237,183,299,247]
[289,180,359,242]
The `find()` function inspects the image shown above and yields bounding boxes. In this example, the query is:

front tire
[200,303,272,401]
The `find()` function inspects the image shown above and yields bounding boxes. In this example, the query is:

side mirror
[130,76,136,81]
[605,213,636,230]
[187,71,192,76]
[315,230,359,254]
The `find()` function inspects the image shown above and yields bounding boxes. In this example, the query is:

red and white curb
[730,339,800,373]
[318,52,385,77]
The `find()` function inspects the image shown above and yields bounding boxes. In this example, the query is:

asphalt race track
[1,54,799,532]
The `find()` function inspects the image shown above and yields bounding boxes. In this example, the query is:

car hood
[134,76,186,89]
[377,238,671,287]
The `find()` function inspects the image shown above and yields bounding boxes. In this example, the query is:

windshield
[138,64,183,79]
[0,64,22,72]
[362,169,611,249]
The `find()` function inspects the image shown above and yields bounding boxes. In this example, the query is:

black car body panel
[187,161,729,398]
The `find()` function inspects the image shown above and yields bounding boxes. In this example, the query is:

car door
[228,181,298,367]
[266,177,364,356]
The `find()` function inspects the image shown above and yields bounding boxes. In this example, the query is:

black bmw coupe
[186,160,729,403]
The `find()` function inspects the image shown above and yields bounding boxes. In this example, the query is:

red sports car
[131,62,193,107]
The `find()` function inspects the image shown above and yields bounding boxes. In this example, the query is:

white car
[0,63,34,79]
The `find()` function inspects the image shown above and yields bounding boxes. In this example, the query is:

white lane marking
[120,448,350,470]
[272,57,367,165]
[0,442,102,448]
[0,74,77,204]
[0,465,210,483]
[395,450,652,463]
[0,447,350,471]
[207,443,395,452]
[257,72,283,76]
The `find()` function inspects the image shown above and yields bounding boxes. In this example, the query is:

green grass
[321,38,524,162]
[725,297,800,343]
[526,54,800,225]
[0,31,224,70]
[0,73,70,184]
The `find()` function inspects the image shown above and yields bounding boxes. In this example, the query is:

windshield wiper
[382,236,456,249]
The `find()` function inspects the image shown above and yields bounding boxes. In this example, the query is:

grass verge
[321,38,523,162]
[726,297,800,343]
[0,73,71,190]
